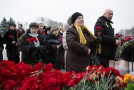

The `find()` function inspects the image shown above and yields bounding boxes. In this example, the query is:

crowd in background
[0,9,120,72]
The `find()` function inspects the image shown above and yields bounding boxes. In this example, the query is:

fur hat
[71,12,83,24]
[38,21,44,26]
[50,24,59,32]
[67,16,72,25]
[63,24,71,32]
[29,22,39,28]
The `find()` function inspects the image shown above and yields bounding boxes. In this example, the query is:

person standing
[94,9,121,68]
[45,24,61,69]
[66,12,96,72]
[19,22,46,65]
[0,34,4,62]
[17,24,25,38]
[62,16,72,69]
[3,23,19,63]
[38,21,47,64]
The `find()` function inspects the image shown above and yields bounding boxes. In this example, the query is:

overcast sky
[0,0,134,33]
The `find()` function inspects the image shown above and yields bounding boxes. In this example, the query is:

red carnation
[41,31,45,34]
[9,35,13,39]
[96,26,101,31]
[59,37,62,42]
[67,80,75,87]
[48,77,56,86]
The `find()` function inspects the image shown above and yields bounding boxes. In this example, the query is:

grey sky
[0,0,134,33]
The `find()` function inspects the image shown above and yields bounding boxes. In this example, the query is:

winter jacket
[19,29,46,64]
[66,26,95,72]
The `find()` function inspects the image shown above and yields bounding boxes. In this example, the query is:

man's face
[18,25,22,29]
[104,10,113,21]
[30,27,38,34]
[10,25,15,30]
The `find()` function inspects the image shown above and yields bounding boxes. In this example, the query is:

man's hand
[12,41,16,44]
[57,45,60,49]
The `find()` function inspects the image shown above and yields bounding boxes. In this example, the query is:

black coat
[19,30,46,64]
[94,16,117,59]
[0,34,4,49]
[3,30,17,51]
[0,34,3,61]
[45,33,60,62]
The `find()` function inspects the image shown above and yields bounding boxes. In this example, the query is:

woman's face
[52,30,59,36]
[30,27,38,34]
[74,16,84,26]
[39,24,44,30]
[10,25,15,30]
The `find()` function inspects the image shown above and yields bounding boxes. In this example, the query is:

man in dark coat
[19,22,46,65]
[0,34,4,62]
[3,23,20,63]
[94,9,121,68]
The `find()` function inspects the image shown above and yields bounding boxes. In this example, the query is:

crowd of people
[0,9,121,72]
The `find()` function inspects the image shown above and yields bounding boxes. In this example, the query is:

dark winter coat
[45,33,60,61]
[3,30,17,51]
[0,34,3,61]
[19,30,46,65]
[66,26,95,72]
[94,16,117,59]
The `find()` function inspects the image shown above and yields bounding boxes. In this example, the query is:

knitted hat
[71,12,83,24]
[50,24,59,32]
[29,22,39,28]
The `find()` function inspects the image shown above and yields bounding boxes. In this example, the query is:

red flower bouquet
[0,60,125,90]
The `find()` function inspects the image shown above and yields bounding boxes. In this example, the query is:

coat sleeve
[19,35,33,52]
[66,28,89,54]
[94,20,116,45]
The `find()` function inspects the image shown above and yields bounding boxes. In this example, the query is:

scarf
[29,33,40,47]
[74,24,101,53]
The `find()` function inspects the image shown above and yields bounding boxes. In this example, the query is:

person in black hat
[66,12,96,72]
[3,23,20,63]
